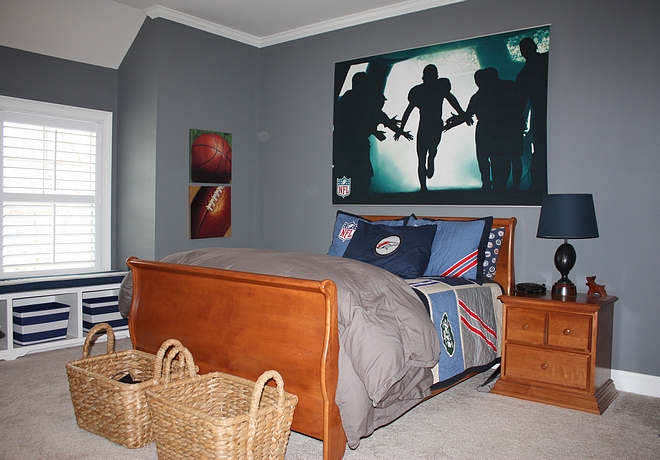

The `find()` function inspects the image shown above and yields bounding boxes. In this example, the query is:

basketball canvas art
[189,185,231,239]
[190,129,232,183]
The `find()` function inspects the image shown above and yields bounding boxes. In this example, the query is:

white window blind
[0,96,112,278]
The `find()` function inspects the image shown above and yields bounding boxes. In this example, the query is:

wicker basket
[66,323,188,448]
[146,345,298,460]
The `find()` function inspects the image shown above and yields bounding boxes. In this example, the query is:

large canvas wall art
[332,26,550,205]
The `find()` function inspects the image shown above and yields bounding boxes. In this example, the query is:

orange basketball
[191,133,232,183]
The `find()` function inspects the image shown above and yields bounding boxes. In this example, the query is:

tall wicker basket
[146,345,298,460]
[66,323,187,449]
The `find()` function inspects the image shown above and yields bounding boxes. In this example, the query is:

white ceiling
[0,0,464,69]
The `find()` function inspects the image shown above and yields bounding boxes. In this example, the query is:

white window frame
[0,95,112,278]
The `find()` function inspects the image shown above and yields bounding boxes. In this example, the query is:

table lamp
[536,194,599,296]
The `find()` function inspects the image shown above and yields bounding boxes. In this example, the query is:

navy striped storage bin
[82,291,127,333]
[13,302,70,346]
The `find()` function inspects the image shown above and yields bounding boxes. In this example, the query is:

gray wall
[116,20,158,263]
[116,19,260,265]
[0,45,120,264]
[256,0,660,377]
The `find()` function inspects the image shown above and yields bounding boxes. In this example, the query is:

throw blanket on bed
[118,248,440,449]
[407,278,503,384]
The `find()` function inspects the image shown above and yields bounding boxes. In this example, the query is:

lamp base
[552,280,577,297]
[552,240,578,297]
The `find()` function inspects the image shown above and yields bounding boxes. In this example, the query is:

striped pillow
[407,216,493,283]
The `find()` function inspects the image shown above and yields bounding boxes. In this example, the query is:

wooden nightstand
[491,292,618,414]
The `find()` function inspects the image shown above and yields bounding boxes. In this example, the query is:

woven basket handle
[82,322,116,358]
[162,346,196,383]
[246,370,287,460]
[154,341,197,384]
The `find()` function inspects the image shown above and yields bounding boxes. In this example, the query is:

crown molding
[145,0,465,48]
[144,5,261,47]
[259,0,465,47]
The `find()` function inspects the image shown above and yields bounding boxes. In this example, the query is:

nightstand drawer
[504,343,589,390]
[547,312,591,351]
[505,308,545,345]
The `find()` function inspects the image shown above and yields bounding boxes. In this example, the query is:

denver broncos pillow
[342,221,436,279]
[327,211,408,257]
[408,216,493,282]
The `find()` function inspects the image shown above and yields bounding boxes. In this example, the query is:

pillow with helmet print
[483,227,506,280]
[342,220,436,279]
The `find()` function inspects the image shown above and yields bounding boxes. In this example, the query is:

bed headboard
[361,216,517,296]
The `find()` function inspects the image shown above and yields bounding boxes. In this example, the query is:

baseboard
[611,369,660,398]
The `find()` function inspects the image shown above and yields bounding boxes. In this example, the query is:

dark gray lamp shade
[537,194,599,239]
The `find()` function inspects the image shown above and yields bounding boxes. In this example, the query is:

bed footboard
[126,257,346,460]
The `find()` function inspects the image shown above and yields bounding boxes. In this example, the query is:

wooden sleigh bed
[124,215,516,460]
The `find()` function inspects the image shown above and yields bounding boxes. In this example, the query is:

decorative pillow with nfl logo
[327,211,409,257]
[342,221,436,279]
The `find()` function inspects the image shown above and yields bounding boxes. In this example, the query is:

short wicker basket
[146,345,298,460]
[66,323,187,449]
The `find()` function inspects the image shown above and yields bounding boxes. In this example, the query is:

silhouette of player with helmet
[396,64,470,192]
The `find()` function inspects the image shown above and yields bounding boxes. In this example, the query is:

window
[0,96,112,278]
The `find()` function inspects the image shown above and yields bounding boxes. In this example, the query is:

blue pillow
[483,227,506,280]
[342,221,436,279]
[408,216,493,282]
[327,211,408,257]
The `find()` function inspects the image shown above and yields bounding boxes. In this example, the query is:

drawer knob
[541,363,548,370]
[563,329,571,335]
[522,323,529,330]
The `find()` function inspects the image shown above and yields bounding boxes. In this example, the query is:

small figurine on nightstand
[586,276,607,296]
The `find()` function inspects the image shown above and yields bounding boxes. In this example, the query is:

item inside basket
[111,370,142,384]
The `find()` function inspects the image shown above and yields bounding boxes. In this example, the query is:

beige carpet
[1,338,658,459]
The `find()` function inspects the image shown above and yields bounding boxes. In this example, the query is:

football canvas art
[190,129,232,184]
[189,185,231,239]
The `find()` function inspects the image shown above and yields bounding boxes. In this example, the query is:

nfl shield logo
[338,221,358,242]
[336,176,351,198]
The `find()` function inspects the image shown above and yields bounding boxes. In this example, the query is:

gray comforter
[118,248,440,448]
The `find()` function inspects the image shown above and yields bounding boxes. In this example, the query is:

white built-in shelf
[0,271,128,361]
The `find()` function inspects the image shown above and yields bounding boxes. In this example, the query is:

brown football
[190,186,231,238]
